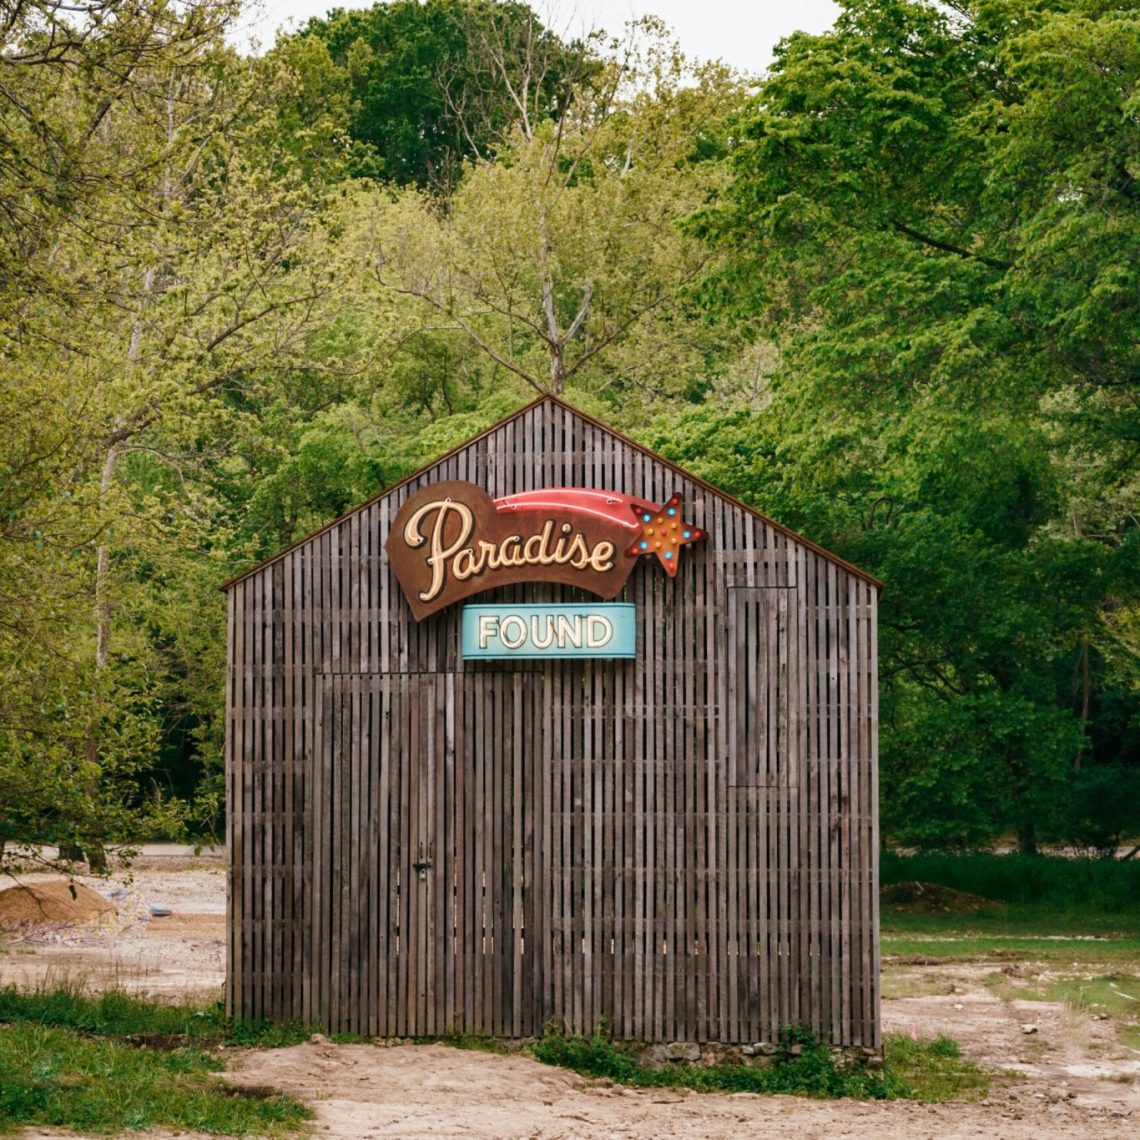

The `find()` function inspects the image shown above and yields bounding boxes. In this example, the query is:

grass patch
[0,984,313,1135]
[0,982,227,1041]
[981,970,1140,1050]
[882,853,1140,919]
[0,982,312,1049]
[880,886,1140,1057]
[0,1023,310,1136]
[531,1028,991,1102]
[415,1030,509,1054]
[881,929,1140,966]
[883,1034,991,1102]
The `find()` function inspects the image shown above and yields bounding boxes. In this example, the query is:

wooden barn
[222,395,882,1048]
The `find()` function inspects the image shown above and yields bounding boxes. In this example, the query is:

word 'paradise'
[385,479,705,620]
[404,499,615,600]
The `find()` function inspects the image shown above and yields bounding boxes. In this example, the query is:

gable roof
[221,394,883,592]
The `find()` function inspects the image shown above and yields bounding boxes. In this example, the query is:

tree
[359,14,746,420]
[681,0,1140,851]
[293,0,586,191]
[0,2,352,869]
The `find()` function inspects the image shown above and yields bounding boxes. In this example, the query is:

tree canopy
[681,0,1140,850]
[293,0,594,189]
[1,0,1137,866]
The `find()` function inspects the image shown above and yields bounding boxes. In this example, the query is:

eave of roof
[220,393,884,592]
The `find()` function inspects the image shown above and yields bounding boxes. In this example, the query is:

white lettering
[586,615,614,648]
[499,615,528,650]
[555,614,583,648]
[478,614,498,649]
[403,498,475,603]
[530,615,556,650]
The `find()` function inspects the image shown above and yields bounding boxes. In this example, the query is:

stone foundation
[636,1040,884,1070]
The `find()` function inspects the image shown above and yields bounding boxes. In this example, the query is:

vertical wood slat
[225,398,880,1047]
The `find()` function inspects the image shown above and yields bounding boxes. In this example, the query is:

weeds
[0,982,312,1048]
[883,1033,991,1102]
[0,1023,309,1136]
[0,984,312,1135]
[531,1027,988,1102]
[0,982,225,1040]
[414,1030,508,1054]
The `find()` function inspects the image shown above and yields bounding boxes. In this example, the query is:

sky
[229,0,842,74]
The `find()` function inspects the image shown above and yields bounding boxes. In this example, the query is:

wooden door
[319,670,537,1038]
[725,586,805,1042]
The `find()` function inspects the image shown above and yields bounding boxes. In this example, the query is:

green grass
[881,928,1140,964]
[0,1023,310,1136]
[882,1033,991,1102]
[981,969,1140,1051]
[0,981,322,1049]
[881,852,1140,960]
[531,1028,991,1102]
[414,1029,509,1053]
[0,983,228,1040]
[881,852,1140,918]
[0,984,312,1136]
[880,859,1140,1062]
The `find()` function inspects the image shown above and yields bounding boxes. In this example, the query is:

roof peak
[220,394,882,592]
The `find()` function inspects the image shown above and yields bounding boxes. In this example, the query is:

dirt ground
[2,856,1138,1139]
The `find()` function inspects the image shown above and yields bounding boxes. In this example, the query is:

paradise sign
[386,480,706,620]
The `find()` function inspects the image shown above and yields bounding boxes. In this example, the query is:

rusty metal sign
[385,480,705,620]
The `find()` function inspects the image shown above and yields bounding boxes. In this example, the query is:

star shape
[626,492,705,577]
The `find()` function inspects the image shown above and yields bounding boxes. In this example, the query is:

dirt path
[219,1037,1136,1139]
[3,860,1137,1138]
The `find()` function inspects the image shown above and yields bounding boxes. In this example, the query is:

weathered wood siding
[226,398,880,1046]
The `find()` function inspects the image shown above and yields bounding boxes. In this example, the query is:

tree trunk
[1075,632,1090,769]
[1017,821,1038,857]
[94,445,121,669]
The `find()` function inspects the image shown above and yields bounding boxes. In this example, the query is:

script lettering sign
[386,479,706,620]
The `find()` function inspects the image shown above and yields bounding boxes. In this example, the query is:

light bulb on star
[626,492,705,577]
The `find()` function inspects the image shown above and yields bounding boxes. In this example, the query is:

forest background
[1,0,1137,867]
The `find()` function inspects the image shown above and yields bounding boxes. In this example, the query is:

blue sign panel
[461,604,636,660]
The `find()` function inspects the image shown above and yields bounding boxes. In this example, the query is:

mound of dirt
[0,880,115,928]
[881,880,1000,914]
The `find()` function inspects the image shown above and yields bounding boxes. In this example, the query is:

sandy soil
[3,857,1137,1139]
[0,859,226,1003]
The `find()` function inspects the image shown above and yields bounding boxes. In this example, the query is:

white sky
[230,1,842,74]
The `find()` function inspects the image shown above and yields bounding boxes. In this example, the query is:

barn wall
[226,400,880,1046]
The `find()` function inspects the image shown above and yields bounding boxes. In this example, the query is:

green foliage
[881,852,1140,914]
[4,0,1138,859]
[533,1033,641,1082]
[882,1033,990,1102]
[358,19,747,418]
[532,1026,984,1101]
[674,0,1140,851]
[0,0,361,859]
[0,1023,309,1136]
[294,0,590,190]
